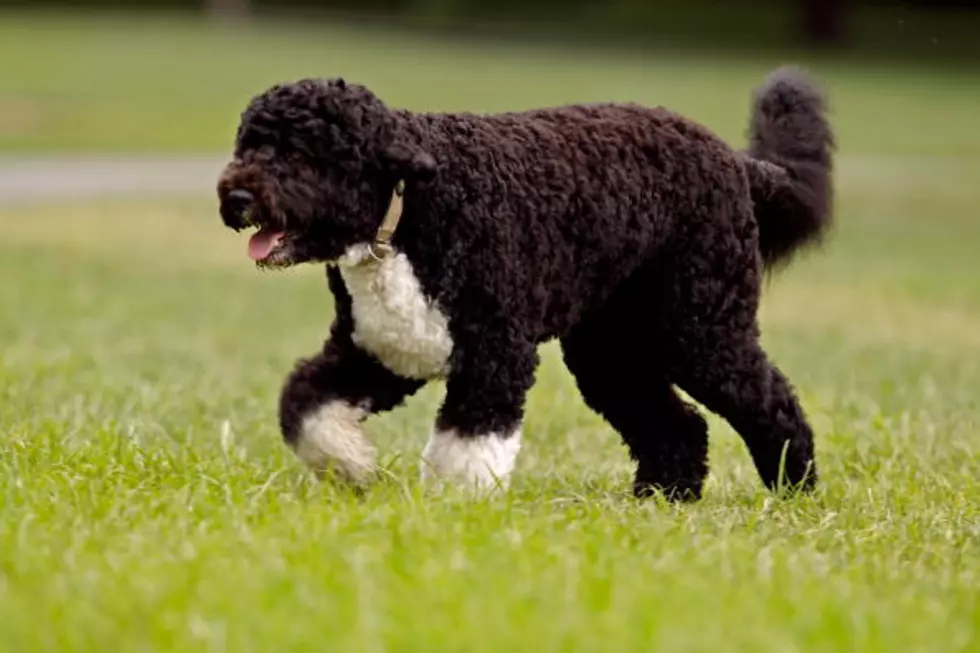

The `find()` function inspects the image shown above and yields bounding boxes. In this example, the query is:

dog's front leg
[278,335,424,487]
[420,336,539,493]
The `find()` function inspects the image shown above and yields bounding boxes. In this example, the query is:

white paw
[420,427,521,493]
[293,401,376,486]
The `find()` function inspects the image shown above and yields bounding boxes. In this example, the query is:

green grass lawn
[2,11,980,653]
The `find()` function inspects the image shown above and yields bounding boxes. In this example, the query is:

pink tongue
[248,230,284,261]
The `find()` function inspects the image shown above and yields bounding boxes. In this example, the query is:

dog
[217,66,834,500]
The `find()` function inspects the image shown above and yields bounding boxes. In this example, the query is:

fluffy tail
[745,66,835,269]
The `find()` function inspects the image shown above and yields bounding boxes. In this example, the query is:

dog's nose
[228,189,254,204]
[221,188,255,229]
[226,189,254,216]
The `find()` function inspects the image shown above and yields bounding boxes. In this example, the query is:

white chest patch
[336,244,453,380]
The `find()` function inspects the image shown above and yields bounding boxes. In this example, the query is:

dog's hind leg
[671,332,818,495]
[663,199,818,495]
[560,292,709,502]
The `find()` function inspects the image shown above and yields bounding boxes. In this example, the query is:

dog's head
[217,78,436,268]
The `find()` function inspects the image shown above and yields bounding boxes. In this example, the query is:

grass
[6,184,980,653]
[2,10,980,653]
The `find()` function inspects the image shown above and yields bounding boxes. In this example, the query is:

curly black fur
[217,66,834,500]
[747,68,835,269]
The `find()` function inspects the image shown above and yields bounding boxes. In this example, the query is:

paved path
[0,154,975,207]
[0,155,227,205]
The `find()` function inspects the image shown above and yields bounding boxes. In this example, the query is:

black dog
[217,66,834,500]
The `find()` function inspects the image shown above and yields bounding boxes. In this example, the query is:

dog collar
[367,180,405,262]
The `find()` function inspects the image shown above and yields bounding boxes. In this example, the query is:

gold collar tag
[367,180,405,262]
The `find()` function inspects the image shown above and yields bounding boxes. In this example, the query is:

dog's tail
[745,66,834,270]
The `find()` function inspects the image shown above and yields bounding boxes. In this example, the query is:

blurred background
[1,0,979,439]
[2,0,979,424]
[2,0,980,163]
[2,0,979,257]
[1,0,978,374]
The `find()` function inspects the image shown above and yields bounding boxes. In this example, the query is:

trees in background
[803,0,851,45]
[206,0,250,22]
[200,0,854,44]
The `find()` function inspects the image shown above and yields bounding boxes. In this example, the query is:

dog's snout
[225,189,255,216]
[220,188,256,230]
[228,189,254,204]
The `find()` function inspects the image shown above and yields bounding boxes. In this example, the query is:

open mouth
[223,189,291,266]
[248,228,286,263]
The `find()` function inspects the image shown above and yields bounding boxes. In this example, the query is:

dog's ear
[382,141,437,183]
